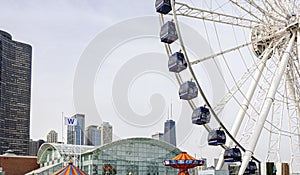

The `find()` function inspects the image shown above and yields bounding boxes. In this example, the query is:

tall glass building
[67,114,85,145]
[0,30,32,155]
[164,119,176,146]
[85,125,101,146]
[33,137,181,175]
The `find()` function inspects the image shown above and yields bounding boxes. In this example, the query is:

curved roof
[0,30,12,40]
[83,137,181,155]
[37,143,94,164]
[38,138,181,164]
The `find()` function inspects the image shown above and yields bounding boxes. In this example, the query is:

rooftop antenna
[170,99,173,120]
[167,105,170,120]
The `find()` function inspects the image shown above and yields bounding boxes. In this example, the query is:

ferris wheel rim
[156,0,264,165]
[173,0,266,159]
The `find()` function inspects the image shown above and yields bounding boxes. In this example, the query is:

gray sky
[0,0,209,153]
[0,0,155,138]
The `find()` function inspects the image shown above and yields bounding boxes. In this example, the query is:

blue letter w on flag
[64,117,77,126]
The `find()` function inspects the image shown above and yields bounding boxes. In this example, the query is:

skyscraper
[46,130,58,143]
[0,30,32,155]
[67,114,85,145]
[85,125,101,146]
[164,119,176,146]
[99,122,112,145]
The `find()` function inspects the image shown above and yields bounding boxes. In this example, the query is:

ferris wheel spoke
[228,0,263,22]
[263,0,287,19]
[276,0,293,15]
[190,42,251,65]
[212,60,259,115]
[211,38,279,116]
[246,0,287,23]
[173,1,258,28]
[272,0,289,15]
[190,28,289,66]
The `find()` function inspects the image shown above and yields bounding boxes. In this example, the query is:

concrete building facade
[46,130,58,143]
[99,122,112,145]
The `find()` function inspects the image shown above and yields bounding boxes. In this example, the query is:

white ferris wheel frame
[158,0,300,174]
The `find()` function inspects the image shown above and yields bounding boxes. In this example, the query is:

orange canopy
[163,152,205,175]
[172,152,196,160]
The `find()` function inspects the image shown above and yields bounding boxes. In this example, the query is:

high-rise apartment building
[99,122,112,145]
[85,125,101,146]
[67,114,85,145]
[164,119,176,146]
[46,130,58,143]
[0,30,32,155]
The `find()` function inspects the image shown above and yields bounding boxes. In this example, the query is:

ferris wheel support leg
[238,32,296,175]
[285,70,300,173]
[215,47,272,170]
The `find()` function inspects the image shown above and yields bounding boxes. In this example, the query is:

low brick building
[0,151,39,175]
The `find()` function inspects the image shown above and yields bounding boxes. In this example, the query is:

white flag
[64,117,77,126]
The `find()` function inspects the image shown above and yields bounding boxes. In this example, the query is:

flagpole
[61,112,64,143]
[80,127,82,169]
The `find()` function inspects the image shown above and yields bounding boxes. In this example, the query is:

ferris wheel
[155,0,300,174]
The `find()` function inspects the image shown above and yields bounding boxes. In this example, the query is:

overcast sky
[0,0,156,138]
[0,0,209,152]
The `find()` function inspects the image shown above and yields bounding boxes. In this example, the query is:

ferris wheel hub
[250,25,273,58]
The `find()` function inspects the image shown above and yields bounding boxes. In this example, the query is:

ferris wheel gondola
[224,148,242,162]
[208,129,226,146]
[191,106,210,125]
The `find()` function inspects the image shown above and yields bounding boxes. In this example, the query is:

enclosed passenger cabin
[224,148,242,162]
[179,81,198,100]
[160,21,178,44]
[155,0,172,14]
[168,52,187,73]
[208,129,226,146]
[244,161,257,174]
[191,106,210,125]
